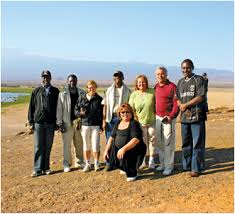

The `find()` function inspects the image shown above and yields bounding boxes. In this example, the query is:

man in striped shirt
[176,59,207,177]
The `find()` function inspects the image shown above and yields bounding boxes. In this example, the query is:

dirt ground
[1,88,234,213]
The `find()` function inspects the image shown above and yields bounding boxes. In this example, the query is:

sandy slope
[1,88,234,213]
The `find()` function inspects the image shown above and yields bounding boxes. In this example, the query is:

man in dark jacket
[28,70,59,177]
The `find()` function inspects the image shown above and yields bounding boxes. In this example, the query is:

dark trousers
[181,121,206,172]
[33,122,55,173]
[105,116,119,165]
[110,144,146,177]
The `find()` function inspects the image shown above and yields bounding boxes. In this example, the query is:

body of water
[1,92,30,103]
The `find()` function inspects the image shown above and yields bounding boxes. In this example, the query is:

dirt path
[1,104,234,213]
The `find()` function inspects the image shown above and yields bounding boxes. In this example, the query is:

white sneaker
[45,169,52,175]
[120,170,126,175]
[74,162,84,169]
[156,165,164,171]
[83,164,91,172]
[163,168,173,176]
[127,176,137,182]
[94,164,100,172]
[64,167,71,172]
[148,163,155,169]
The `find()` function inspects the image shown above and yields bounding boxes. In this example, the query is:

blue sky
[1,1,234,70]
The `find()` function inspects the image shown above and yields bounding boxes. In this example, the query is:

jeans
[105,116,119,143]
[34,122,56,173]
[181,121,206,172]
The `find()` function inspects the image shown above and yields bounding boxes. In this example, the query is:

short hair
[117,103,134,120]
[181,59,194,70]
[134,75,149,91]
[86,80,97,88]
[67,74,77,81]
[156,66,168,75]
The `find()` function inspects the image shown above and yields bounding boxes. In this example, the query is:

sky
[1,0,234,71]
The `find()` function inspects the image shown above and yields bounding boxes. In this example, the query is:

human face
[181,62,193,78]
[113,76,123,88]
[42,75,51,86]
[87,84,96,96]
[137,77,147,91]
[120,109,132,122]
[67,76,77,88]
[156,69,167,85]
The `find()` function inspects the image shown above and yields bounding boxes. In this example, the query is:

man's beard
[69,85,77,94]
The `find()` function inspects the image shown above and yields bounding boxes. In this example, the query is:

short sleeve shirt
[176,74,207,123]
[111,120,144,149]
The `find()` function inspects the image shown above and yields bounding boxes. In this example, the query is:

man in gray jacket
[56,74,85,172]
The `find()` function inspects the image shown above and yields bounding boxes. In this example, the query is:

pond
[1,92,30,103]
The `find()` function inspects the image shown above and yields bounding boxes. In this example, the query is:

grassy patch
[1,87,34,93]
[1,95,31,108]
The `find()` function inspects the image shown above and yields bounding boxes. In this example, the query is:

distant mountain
[1,48,234,86]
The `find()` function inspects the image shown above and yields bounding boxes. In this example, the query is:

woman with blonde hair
[103,103,146,182]
[75,80,103,172]
[129,75,157,169]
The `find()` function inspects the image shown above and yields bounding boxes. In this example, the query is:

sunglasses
[121,111,130,114]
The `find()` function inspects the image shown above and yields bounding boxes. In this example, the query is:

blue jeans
[33,122,56,173]
[181,121,206,172]
[105,116,119,144]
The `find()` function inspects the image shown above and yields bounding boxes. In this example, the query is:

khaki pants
[62,124,83,168]
[141,122,157,156]
[155,115,176,170]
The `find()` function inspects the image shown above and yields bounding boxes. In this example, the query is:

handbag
[73,118,82,130]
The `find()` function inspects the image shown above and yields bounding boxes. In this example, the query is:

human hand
[102,121,106,131]
[103,149,109,161]
[179,103,187,112]
[80,107,87,117]
[59,124,66,133]
[117,148,126,159]
[162,116,171,124]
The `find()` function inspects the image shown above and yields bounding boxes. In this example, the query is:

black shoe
[104,165,112,172]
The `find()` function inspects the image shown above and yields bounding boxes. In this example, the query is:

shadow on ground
[138,147,234,180]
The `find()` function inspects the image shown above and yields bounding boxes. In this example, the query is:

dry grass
[207,87,234,110]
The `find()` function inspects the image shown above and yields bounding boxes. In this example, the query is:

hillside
[2,48,234,86]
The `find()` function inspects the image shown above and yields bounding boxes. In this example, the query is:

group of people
[28,58,208,182]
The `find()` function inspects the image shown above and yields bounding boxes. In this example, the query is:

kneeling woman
[103,103,147,182]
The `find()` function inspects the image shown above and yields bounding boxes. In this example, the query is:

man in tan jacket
[56,74,85,172]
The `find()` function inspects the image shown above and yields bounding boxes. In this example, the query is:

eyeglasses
[121,111,130,114]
